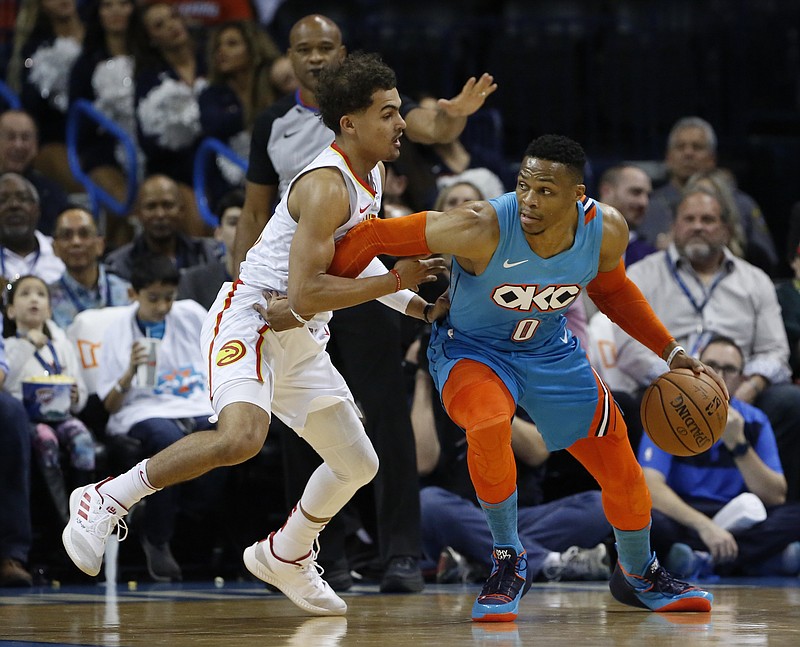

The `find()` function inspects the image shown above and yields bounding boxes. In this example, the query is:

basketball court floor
[1,577,798,646]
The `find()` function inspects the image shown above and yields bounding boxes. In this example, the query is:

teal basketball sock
[614,523,653,576]
[479,489,524,554]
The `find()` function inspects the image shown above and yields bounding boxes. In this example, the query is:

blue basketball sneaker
[472,546,533,622]
[609,554,713,612]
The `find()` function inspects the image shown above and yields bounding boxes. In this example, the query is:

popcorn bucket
[22,375,75,422]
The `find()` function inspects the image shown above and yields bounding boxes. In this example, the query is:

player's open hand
[253,291,305,332]
[393,256,448,292]
[437,73,497,118]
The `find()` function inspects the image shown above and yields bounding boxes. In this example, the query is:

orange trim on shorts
[207,280,241,399]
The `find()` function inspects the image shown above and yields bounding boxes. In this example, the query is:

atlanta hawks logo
[216,340,246,366]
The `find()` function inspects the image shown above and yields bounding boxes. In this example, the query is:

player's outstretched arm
[404,73,497,145]
[328,201,498,279]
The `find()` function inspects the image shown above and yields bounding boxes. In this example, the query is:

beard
[681,240,719,264]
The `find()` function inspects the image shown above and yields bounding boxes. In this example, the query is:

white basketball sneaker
[62,479,128,577]
[243,533,347,616]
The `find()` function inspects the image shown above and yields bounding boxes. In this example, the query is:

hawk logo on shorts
[216,340,246,366]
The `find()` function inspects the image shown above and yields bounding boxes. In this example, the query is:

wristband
[422,303,433,324]
[389,268,402,292]
[290,308,310,325]
[665,345,685,367]
[729,440,750,458]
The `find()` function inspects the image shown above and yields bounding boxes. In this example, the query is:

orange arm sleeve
[586,259,674,359]
[327,211,431,278]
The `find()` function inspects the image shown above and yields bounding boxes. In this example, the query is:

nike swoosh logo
[283,130,301,138]
[561,330,569,344]
[359,205,369,214]
[503,259,529,268]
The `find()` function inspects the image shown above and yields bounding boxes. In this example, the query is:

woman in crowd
[6,0,85,193]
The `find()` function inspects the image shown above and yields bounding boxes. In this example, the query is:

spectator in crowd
[6,0,85,193]
[96,253,217,582]
[684,169,746,260]
[67,0,138,249]
[0,326,34,587]
[0,173,65,285]
[775,241,800,380]
[642,336,800,579]
[3,275,94,523]
[177,189,241,309]
[0,110,70,236]
[598,164,656,267]
[230,12,496,593]
[611,186,800,502]
[129,1,207,235]
[199,20,281,203]
[104,174,219,281]
[268,55,299,98]
[638,116,778,274]
[49,207,131,329]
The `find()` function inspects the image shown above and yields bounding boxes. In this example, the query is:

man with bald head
[105,174,219,281]
[232,14,496,593]
[0,110,69,236]
[598,164,656,267]
[0,172,65,285]
[49,208,131,329]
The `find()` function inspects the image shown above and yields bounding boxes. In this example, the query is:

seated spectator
[0,110,70,236]
[642,336,800,579]
[199,20,281,203]
[0,173,66,285]
[96,253,217,582]
[3,275,94,523]
[610,186,800,502]
[67,0,138,249]
[638,116,778,275]
[0,326,35,588]
[104,174,219,281]
[177,189,241,309]
[49,207,131,329]
[129,2,208,235]
[6,0,85,194]
[775,242,800,380]
[268,55,299,99]
[597,164,656,267]
[407,332,612,584]
[685,168,746,259]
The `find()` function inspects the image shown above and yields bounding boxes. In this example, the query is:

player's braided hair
[317,51,397,134]
[524,134,586,183]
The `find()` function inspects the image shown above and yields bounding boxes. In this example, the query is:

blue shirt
[637,398,783,504]
[48,266,131,329]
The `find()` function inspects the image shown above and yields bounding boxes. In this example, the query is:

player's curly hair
[317,51,397,134]
[524,134,586,183]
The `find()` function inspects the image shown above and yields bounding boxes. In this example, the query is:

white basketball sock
[272,503,326,562]
[98,459,160,511]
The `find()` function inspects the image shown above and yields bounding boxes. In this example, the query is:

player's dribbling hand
[393,256,448,292]
[670,351,730,401]
[253,290,305,332]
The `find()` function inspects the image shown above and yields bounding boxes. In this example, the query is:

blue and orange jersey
[445,192,603,353]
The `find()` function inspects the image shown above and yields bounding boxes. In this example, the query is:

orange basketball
[640,368,728,456]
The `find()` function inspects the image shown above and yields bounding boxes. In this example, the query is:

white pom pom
[137,77,206,150]
[28,37,82,112]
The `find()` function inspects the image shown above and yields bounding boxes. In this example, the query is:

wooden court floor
[1,578,799,646]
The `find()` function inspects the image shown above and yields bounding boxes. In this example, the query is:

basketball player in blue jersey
[328,134,729,622]
[61,53,447,616]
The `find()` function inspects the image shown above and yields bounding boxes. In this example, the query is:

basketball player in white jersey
[61,52,447,616]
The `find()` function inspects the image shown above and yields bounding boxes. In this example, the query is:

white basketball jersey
[239,143,382,296]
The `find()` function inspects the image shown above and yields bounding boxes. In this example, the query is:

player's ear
[575,184,586,200]
[340,115,356,135]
